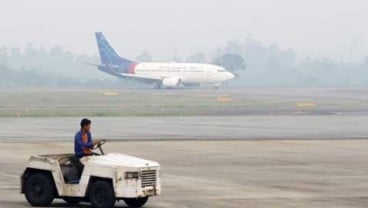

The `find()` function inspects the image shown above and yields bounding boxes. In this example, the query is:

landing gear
[212,83,221,90]
[154,83,162,89]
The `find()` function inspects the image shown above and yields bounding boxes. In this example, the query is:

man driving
[74,118,101,158]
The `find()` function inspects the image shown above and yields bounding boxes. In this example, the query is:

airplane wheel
[154,83,162,89]
[25,173,55,207]
[124,197,148,207]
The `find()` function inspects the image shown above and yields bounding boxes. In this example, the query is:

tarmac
[1,140,368,208]
[1,88,368,207]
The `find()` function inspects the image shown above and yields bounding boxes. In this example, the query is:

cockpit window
[217,69,226,72]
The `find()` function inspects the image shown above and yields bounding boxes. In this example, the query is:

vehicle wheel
[63,197,82,205]
[25,173,55,207]
[89,180,115,208]
[124,197,148,208]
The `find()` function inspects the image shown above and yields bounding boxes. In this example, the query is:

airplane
[94,32,235,89]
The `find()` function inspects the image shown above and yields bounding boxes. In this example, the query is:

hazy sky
[0,0,367,61]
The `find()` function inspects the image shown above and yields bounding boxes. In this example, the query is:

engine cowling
[162,77,181,88]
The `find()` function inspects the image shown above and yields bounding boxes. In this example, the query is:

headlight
[125,172,139,179]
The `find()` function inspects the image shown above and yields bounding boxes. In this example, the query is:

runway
[1,140,368,208]
[1,115,368,142]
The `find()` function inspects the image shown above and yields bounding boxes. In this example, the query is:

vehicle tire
[25,173,55,207]
[124,197,148,208]
[89,180,115,208]
[63,197,82,205]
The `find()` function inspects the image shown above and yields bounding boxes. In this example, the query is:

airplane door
[206,68,213,82]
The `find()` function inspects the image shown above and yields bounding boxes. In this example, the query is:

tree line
[0,39,367,88]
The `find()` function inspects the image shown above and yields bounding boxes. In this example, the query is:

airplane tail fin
[95,32,134,66]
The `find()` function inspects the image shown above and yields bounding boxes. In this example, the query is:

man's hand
[93,139,101,146]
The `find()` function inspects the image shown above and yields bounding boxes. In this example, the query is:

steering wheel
[93,139,107,155]
[93,139,107,149]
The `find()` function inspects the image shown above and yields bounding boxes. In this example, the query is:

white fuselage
[134,63,235,86]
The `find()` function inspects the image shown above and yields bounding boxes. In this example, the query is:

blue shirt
[74,130,93,158]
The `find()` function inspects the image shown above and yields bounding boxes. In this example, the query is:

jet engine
[162,77,181,88]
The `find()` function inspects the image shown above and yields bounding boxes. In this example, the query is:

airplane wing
[115,72,162,84]
[84,62,101,67]
[85,63,164,84]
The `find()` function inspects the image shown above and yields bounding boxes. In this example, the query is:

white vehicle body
[21,152,160,207]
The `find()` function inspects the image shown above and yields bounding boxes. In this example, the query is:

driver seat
[60,156,83,184]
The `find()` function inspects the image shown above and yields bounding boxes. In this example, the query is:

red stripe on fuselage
[128,63,137,74]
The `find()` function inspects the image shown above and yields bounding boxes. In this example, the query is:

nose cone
[225,72,235,81]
